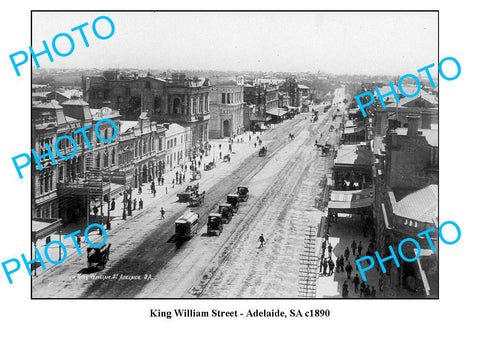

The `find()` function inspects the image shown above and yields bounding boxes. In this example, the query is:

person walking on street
[364,285,371,298]
[322,258,328,275]
[358,241,363,256]
[339,255,345,272]
[344,246,350,262]
[353,274,360,292]
[346,262,353,279]
[327,243,333,257]
[139,198,143,209]
[133,198,137,210]
[342,281,349,298]
[336,257,340,273]
[110,198,116,210]
[360,281,366,298]
[161,176,164,186]
[258,233,265,248]
[328,258,335,275]
[160,207,165,219]
[138,186,142,195]
[93,205,98,217]
[351,240,357,256]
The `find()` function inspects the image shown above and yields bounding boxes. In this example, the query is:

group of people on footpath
[319,218,381,298]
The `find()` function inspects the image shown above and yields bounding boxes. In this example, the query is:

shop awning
[32,218,62,241]
[266,108,288,117]
[328,188,373,211]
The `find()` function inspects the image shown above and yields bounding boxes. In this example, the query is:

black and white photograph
[30,11,439,299]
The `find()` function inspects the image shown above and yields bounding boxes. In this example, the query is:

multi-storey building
[372,114,439,296]
[164,123,187,171]
[209,77,245,138]
[82,71,210,159]
[32,98,167,227]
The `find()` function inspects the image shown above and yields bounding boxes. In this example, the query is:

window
[96,153,101,168]
[222,93,226,104]
[174,138,177,147]
[39,176,44,194]
[104,151,109,167]
[112,148,116,164]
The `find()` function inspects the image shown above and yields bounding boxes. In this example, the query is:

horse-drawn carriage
[223,154,231,162]
[87,243,111,270]
[258,146,267,157]
[204,161,216,171]
[190,170,202,182]
[189,191,206,207]
[177,183,200,202]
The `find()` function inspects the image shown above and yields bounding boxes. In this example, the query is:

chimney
[407,114,420,137]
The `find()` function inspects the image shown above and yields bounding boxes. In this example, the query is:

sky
[32,11,438,76]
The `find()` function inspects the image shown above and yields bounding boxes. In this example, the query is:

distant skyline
[32,11,438,76]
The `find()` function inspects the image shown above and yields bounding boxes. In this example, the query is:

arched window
[173,97,181,115]
[104,150,109,167]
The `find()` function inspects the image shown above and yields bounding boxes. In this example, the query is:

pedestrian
[175,171,179,183]
[139,198,143,209]
[360,281,366,298]
[342,281,349,298]
[138,186,142,195]
[378,276,384,292]
[160,207,165,219]
[158,176,161,185]
[110,198,115,210]
[254,142,257,148]
[371,286,376,298]
[93,205,98,217]
[322,258,328,275]
[327,243,333,256]
[351,240,357,256]
[339,255,345,272]
[358,241,363,256]
[353,274,360,292]
[220,151,222,160]
[76,235,82,246]
[328,258,335,276]
[133,198,137,210]
[346,262,353,279]
[344,246,350,262]
[364,285,371,298]
[161,176,164,186]
[249,135,251,142]
[258,234,265,248]
[165,186,168,194]
[336,257,340,273]
[153,188,156,197]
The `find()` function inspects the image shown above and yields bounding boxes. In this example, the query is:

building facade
[82,71,210,159]
[209,77,245,138]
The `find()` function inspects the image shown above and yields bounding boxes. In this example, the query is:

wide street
[32,87,346,298]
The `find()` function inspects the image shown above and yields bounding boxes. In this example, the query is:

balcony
[57,178,110,196]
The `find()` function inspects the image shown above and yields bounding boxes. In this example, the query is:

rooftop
[334,144,373,167]
[393,184,438,223]
[393,127,438,147]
